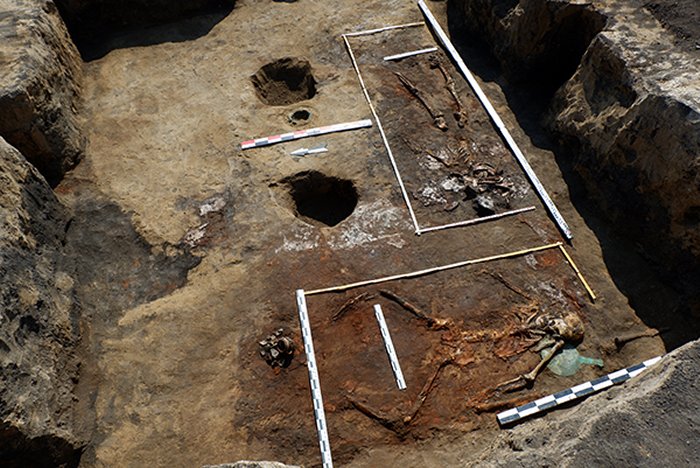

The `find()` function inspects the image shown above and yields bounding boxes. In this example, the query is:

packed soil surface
[643,0,700,53]
[53,1,679,466]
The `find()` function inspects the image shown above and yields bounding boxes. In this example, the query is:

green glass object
[541,344,604,377]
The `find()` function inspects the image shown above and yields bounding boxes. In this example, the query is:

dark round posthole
[289,108,311,125]
[283,171,358,227]
[251,57,317,106]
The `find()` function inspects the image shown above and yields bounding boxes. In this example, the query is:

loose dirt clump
[251,58,317,106]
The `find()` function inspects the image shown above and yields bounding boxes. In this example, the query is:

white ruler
[374,304,407,390]
[417,0,573,240]
[240,119,372,150]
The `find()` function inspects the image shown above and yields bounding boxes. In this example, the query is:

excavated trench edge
[2,1,698,466]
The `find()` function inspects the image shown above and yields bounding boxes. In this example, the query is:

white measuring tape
[295,290,333,468]
[497,356,662,426]
[240,119,372,150]
[417,0,573,241]
[374,304,407,390]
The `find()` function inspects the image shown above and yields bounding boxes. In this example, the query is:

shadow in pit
[445,6,700,349]
[55,0,236,61]
[0,426,82,468]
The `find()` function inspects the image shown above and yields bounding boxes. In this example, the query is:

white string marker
[295,290,333,468]
[343,35,422,234]
[374,304,407,390]
[384,47,438,61]
[417,0,573,241]
[343,21,425,38]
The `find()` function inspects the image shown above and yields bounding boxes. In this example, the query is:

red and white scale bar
[240,119,373,150]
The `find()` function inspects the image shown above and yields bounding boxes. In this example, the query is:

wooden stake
[558,244,596,302]
[305,243,562,295]
[343,21,425,38]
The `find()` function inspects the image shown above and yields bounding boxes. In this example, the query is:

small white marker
[374,304,407,390]
[290,144,328,156]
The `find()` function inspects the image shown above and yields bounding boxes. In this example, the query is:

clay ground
[54,1,676,466]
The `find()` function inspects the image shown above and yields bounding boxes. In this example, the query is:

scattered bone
[429,55,468,127]
[482,270,532,300]
[349,397,404,434]
[182,223,208,248]
[379,290,450,330]
[331,292,374,322]
[404,358,454,423]
[415,183,447,207]
[348,358,461,436]
[395,71,448,131]
[471,393,545,414]
[449,138,477,164]
[614,328,667,350]
[259,328,296,368]
[493,311,585,393]
[402,137,454,168]
[440,175,466,193]
[199,196,226,217]
[474,194,496,215]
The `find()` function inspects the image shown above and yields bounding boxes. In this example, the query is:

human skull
[533,312,584,342]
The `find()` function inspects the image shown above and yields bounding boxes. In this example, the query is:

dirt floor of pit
[54,1,687,466]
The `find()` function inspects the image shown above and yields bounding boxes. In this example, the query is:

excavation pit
[55,0,236,60]
[283,171,358,227]
[3,0,699,466]
[289,108,311,125]
[251,58,317,106]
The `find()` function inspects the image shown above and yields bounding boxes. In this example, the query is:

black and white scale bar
[296,290,333,468]
[374,304,407,390]
[497,356,662,426]
[240,119,372,150]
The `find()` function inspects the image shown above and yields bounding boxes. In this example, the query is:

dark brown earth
[643,0,700,53]
[0,0,698,467]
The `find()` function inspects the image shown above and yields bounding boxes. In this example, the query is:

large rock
[448,0,700,316]
[546,8,700,290]
[0,137,83,466]
[476,340,700,466]
[0,0,84,186]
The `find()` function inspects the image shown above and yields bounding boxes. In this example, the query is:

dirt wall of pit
[54,0,236,54]
[0,136,84,467]
[0,0,699,466]
[447,0,700,316]
[0,0,84,186]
